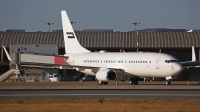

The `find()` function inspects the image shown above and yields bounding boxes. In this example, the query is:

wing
[181,61,200,69]
[67,64,132,78]
[181,46,200,69]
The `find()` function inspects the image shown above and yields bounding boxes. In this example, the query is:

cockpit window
[165,60,170,63]
[165,60,179,63]
[171,60,179,62]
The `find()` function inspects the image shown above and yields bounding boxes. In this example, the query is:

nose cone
[174,63,183,75]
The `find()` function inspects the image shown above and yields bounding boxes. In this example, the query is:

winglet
[2,46,14,62]
[191,46,196,62]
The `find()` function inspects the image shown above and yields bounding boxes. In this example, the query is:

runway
[0,81,199,99]
[0,81,200,89]
[0,89,200,99]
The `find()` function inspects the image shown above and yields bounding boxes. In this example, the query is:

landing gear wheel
[129,79,133,85]
[134,78,139,85]
[166,80,171,85]
[103,82,108,85]
[99,81,108,85]
[129,78,139,85]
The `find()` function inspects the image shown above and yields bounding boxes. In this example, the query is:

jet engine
[96,68,116,82]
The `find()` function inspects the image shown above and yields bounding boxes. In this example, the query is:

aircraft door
[67,55,75,64]
[155,57,161,69]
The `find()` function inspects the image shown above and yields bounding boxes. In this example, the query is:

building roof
[0,32,200,48]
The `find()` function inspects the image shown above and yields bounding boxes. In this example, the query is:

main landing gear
[166,80,171,85]
[99,81,108,85]
[129,77,139,85]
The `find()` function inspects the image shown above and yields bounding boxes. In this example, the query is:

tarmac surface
[0,81,200,89]
[1,89,200,99]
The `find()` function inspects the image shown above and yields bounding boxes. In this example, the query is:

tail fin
[191,46,196,62]
[61,10,90,54]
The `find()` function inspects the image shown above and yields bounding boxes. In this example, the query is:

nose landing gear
[165,76,173,85]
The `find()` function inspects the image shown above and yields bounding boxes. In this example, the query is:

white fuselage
[66,52,183,78]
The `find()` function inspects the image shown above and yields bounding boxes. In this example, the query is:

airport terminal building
[0,30,200,82]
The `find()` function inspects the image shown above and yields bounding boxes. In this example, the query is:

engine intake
[96,68,116,82]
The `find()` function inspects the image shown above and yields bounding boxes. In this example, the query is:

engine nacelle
[96,68,116,82]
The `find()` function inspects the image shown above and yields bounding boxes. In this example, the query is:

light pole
[47,22,54,32]
[131,21,140,31]
[131,21,140,52]
[70,21,76,25]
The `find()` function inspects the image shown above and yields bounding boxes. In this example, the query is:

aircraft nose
[174,63,183,74]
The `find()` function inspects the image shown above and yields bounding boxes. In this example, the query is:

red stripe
[72,33,75,38]
[54,56,69,65]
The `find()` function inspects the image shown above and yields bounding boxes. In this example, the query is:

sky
[0,0,200,32]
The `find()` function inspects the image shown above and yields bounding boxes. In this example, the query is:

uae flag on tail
[66,32,75,38]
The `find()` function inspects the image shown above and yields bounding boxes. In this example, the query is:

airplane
[2,10,199,85]
[187,30,193,32]
[60,10,199,85]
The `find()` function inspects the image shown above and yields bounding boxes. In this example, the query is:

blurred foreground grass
[0,98,200,112]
